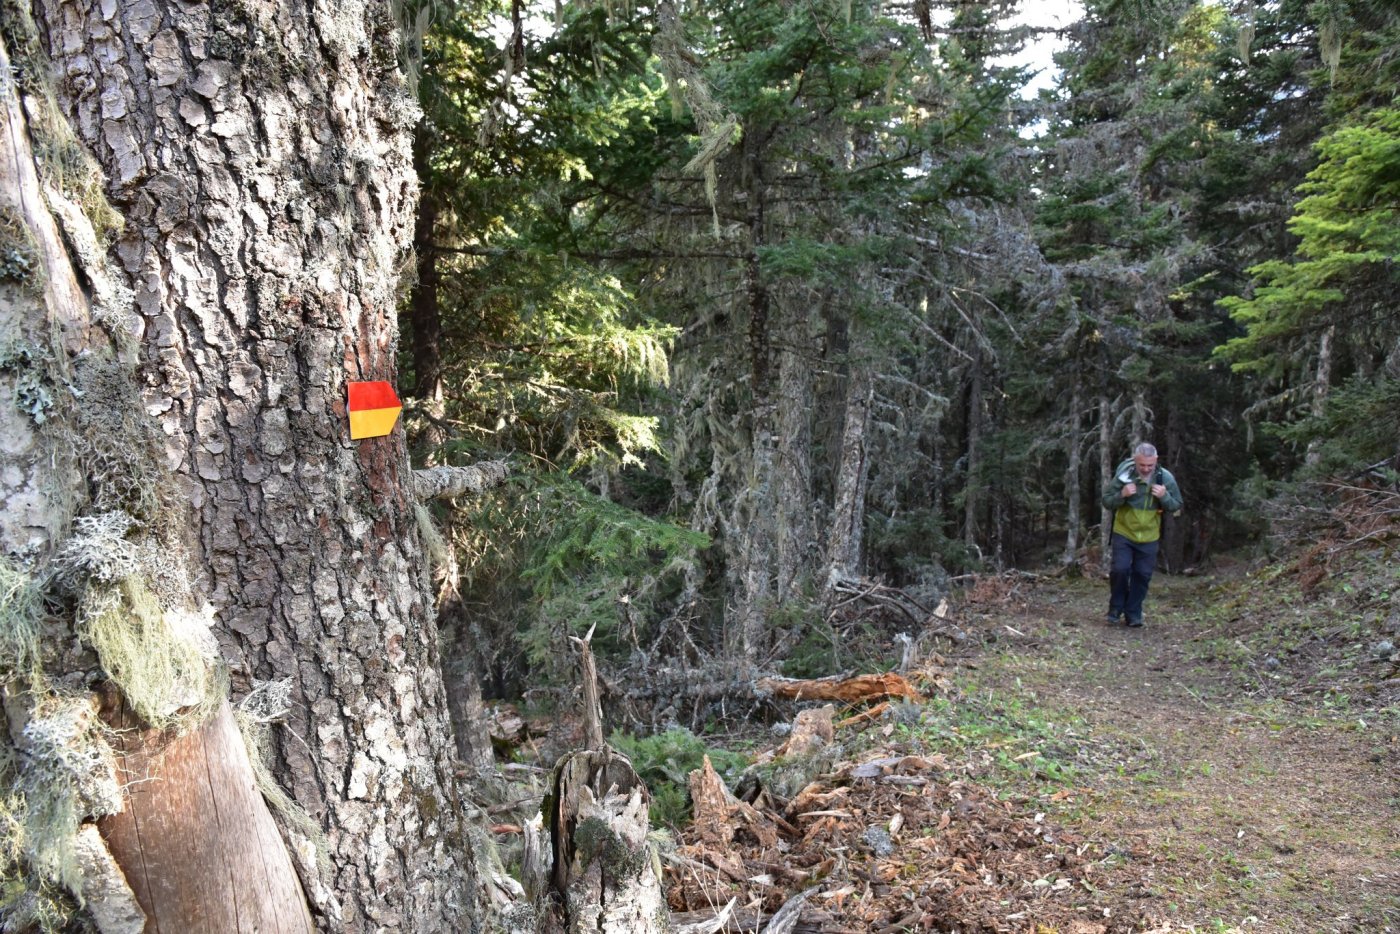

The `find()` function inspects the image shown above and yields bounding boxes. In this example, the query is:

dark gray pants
[1109,533,1159,623]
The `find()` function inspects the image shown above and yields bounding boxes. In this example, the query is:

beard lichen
[1,508,223,928]
[1,689,124,930]
[78,577,223,732]
[0,556,44,687]
[233,680,331,877]
[2,522,223,926]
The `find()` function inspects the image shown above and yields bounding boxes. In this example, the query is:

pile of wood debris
[662,676,1159,934]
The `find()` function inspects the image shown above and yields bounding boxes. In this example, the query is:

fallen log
[756,672,923,704]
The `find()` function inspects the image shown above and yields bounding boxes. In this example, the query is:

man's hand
[1121,482,1137,498]
[1150,483,1167,499]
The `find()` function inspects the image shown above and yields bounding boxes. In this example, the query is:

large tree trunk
[1,16,314,931]
[1304,324,1335,467]
[1130,389,1149,448]
[1063,376,1083,568]
[774,297,814,601]
[825,330,874,589]
[408,132,447,464]
[1098,390,1114,562]
[29,0,484,928]
[441,599,497,775]
[730,131,776,661]
[963,348,984,554]
[1160,405,1187,574]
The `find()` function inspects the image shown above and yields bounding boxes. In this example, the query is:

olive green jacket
[1102,460,1183,544]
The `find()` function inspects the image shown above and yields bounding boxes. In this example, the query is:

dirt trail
[964,571,1400,932]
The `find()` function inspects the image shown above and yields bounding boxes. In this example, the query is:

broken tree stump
[533,628,669,932]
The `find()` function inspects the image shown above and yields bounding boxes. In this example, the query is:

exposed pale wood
[72,826,144,934]
[99,700,314,934]
[0,30,91,557]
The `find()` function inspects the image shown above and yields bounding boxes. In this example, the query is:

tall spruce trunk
[27,1,484,928]
[825,327,874,589]
[774,299,814,602]
[730,130,776,661]
[1304,324,1335,468]
[1063,378,1083,568]
[2,15,315,931]
[1098,390,1114,562]
[963,349,984,553]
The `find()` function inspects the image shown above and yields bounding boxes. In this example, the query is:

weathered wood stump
[528,630,669,932]
[546,747,667,932]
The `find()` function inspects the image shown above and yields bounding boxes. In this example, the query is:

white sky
[993,0,1084,98]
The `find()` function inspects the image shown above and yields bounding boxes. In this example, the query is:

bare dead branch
[412,459,510,500]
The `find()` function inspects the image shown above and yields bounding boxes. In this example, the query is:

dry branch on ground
[756,673,924,705]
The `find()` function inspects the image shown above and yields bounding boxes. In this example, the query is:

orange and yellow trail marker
[347,381,402,440]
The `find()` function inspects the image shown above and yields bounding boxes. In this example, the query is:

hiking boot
[1105,613,1122,625]
[1125,616,1144,628]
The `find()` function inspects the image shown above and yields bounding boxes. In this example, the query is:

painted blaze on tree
[348,380,404,440]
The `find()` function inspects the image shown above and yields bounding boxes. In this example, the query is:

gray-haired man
[1102,443,1183,627]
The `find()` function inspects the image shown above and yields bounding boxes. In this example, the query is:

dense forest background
[1,0,1396,929]
[405,0,1399,723]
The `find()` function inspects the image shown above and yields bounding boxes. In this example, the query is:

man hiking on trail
[1103,443,1183,628]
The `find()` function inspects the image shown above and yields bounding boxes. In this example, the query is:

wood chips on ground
[665,749,1158,933]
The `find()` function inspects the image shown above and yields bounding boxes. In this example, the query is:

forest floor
[654,553,1400,933]
[943,563,1400,932]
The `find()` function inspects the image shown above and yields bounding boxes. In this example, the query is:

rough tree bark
[26,0,485,929]
[824,327,874,592]
[963,347,984,552]
[730,128,777,661]
[1098,389,1114,561]
[1304,323,1334,468]
[774,297,814,602]
[1,14,313,931]
[1062,376,1082,569]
